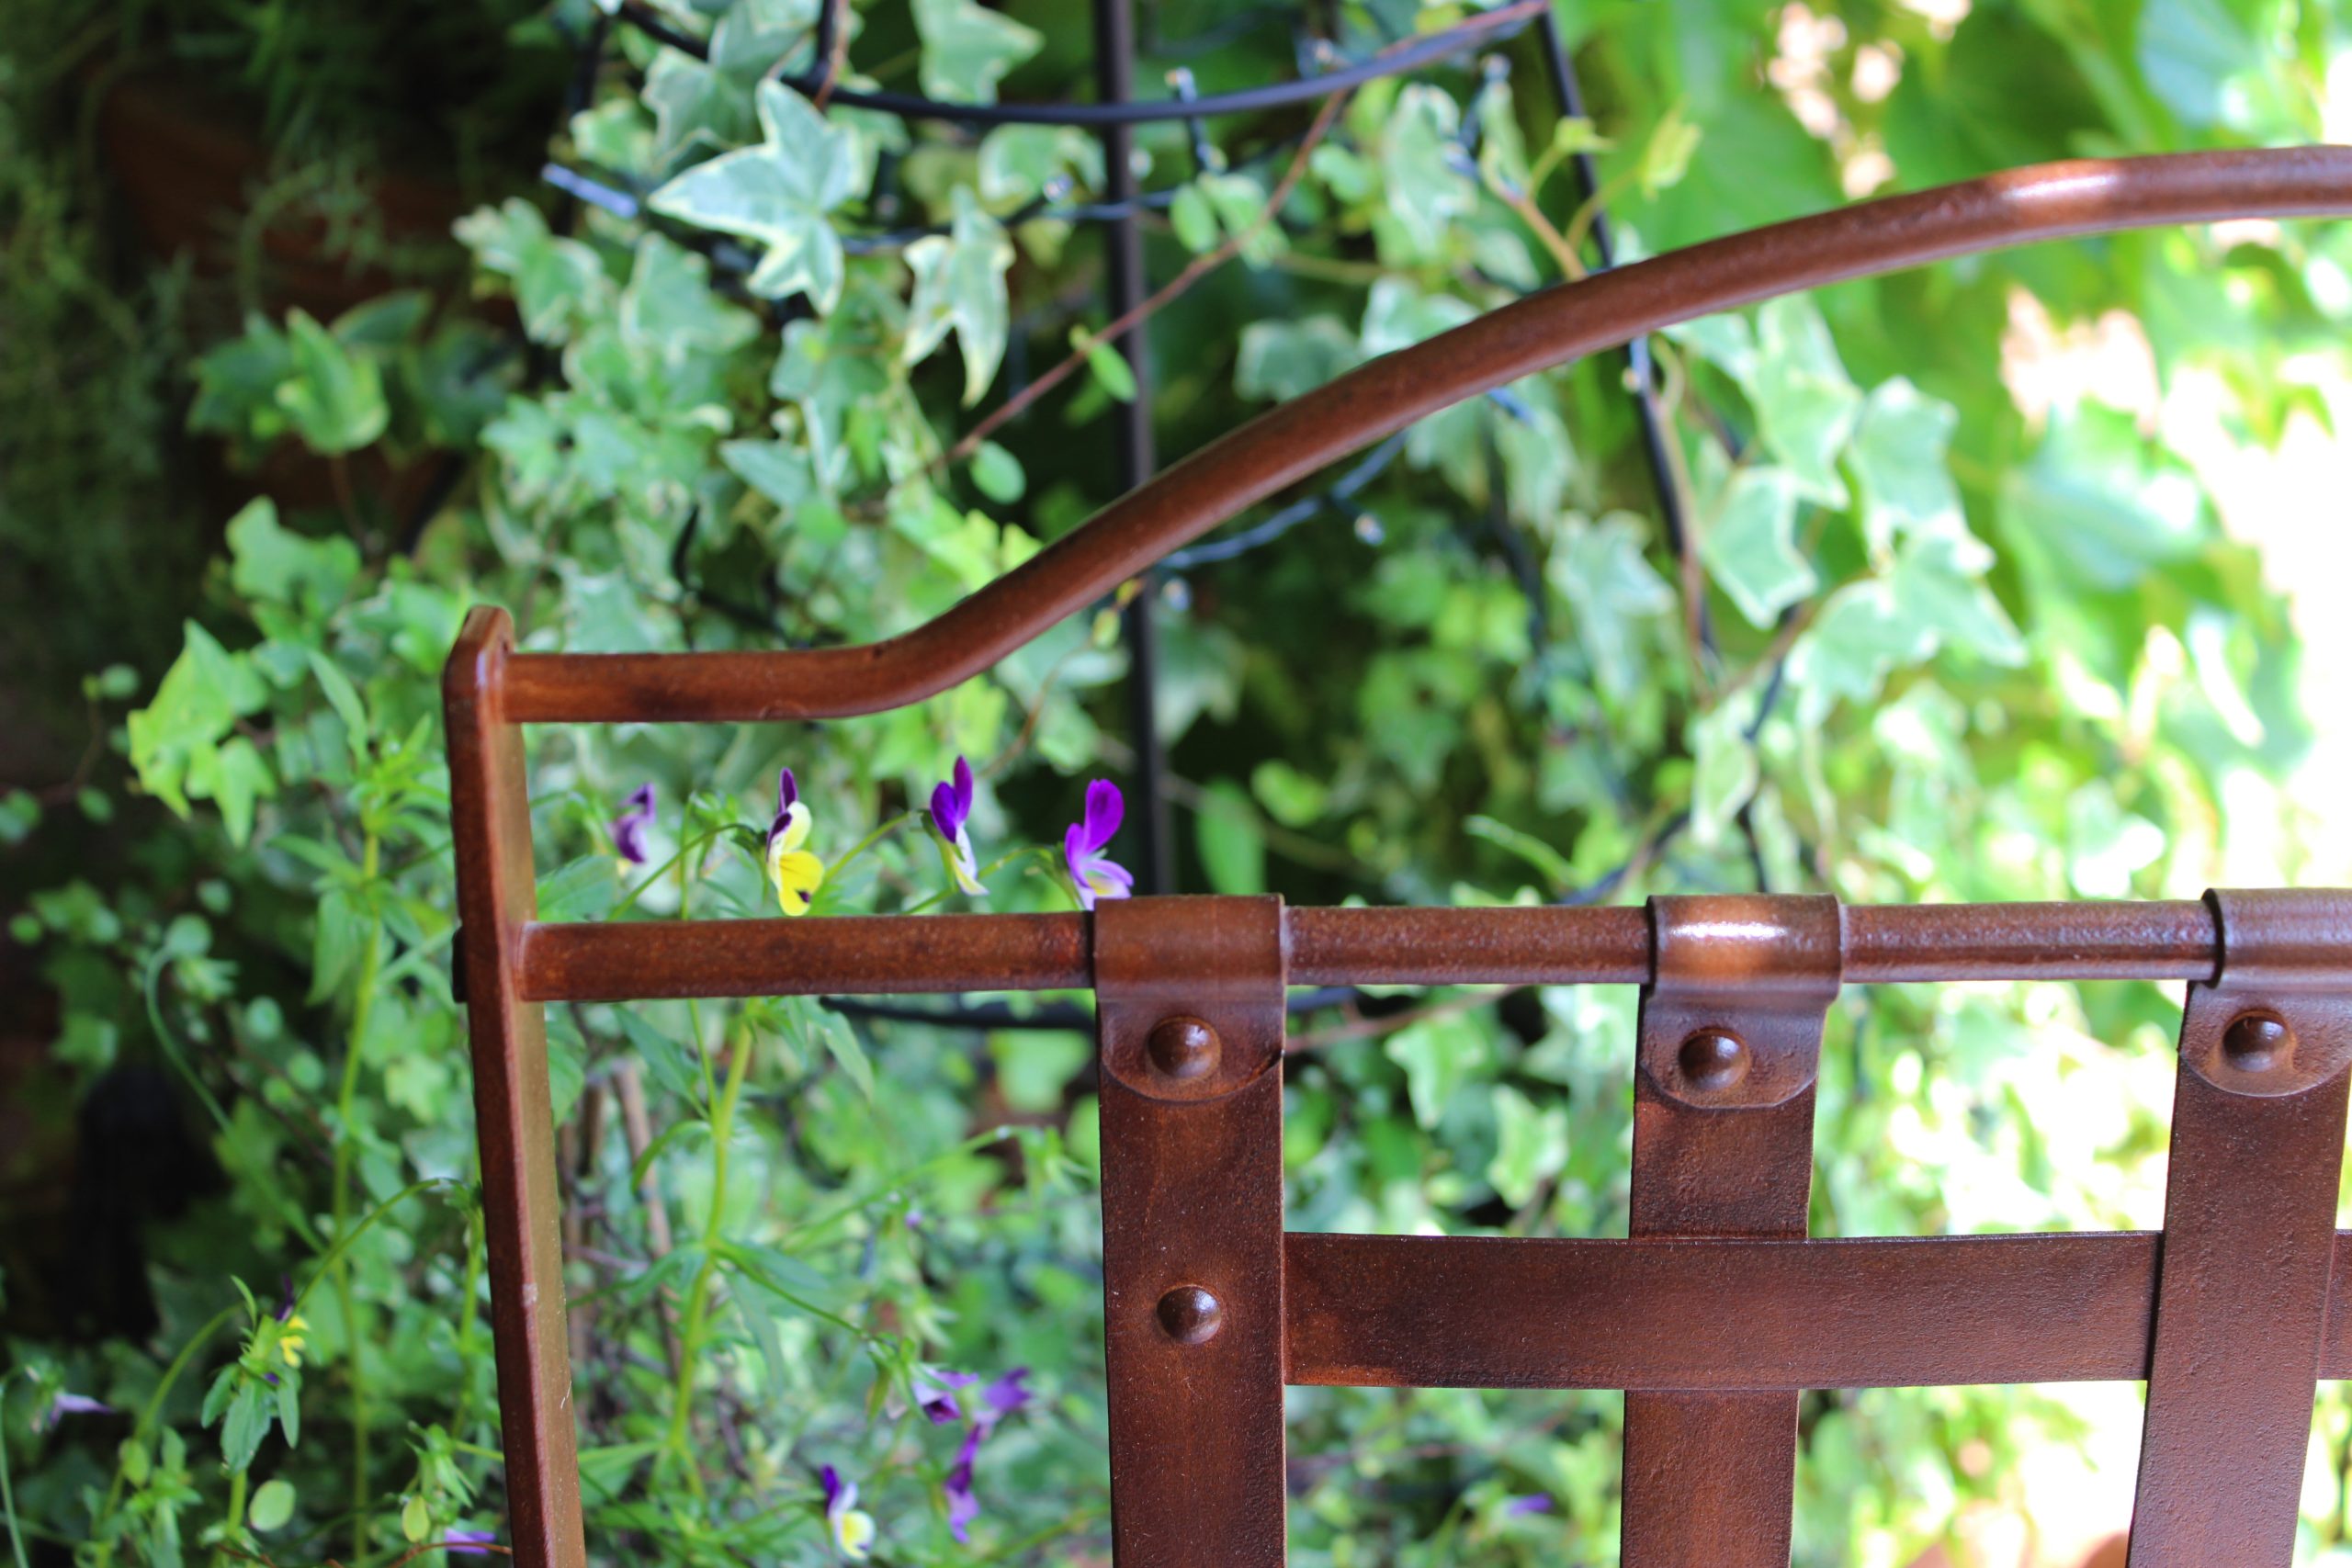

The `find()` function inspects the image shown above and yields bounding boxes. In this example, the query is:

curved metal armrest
[492,146,2352,725]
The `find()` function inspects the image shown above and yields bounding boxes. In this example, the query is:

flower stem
[827,810,914,879]
[662,1023,752,1500]
[329,829,384,1563]
[209,1469,247,1568]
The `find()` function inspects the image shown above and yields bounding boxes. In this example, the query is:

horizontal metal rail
[514,899,2222,1001]
[492,146,2352,725]
[1283,1231,2352,1390]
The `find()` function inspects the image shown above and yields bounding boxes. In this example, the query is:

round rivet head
[1147,1016,1221,1082]
[2222,1011,2292,1074]
[1678,1029,1749,1092]
[1157,1285,1222,1345]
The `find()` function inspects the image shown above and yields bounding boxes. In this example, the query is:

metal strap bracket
[1640,894,1846,1111]
[2132,888,2352,1565]
[1624,895,1844,1568]
[1094,896,1289,1567]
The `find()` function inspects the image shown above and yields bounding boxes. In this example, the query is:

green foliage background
[7,0,2352,1563]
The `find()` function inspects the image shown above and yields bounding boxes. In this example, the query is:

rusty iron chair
[447,147,2352,1567]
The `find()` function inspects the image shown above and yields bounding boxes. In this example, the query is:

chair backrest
[445,147,2352,1568]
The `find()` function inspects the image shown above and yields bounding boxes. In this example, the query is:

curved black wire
[616,0,1537,127]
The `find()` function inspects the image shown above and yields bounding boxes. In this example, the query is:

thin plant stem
[661,1022,754,1498]
[827,810,915,879]
[328,828,384,1564]
[0,1375,30,1568]
[211,1469,248,1568]
[89,1306,241,1566]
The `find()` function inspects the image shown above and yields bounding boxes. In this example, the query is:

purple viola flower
[976,1368,1031,1427]
[446,1529,499,1556]
[944,1423,986,1543]
[612,784,656,865]
[914,1368,978,1426]
[939,1366,1032,1543]
[41,1392,113,1430]
[1061,780,1133,910]
[764,768,824,917]
[927,756,985,896]
[1502,1494,1553,1517]
[820,1464,876,1560]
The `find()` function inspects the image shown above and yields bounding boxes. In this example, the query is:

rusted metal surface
[2128,890,2352,1565]
[443,608,587,1568]
[1286,1230,2352,1389]
[517,911,1091,1001]
[515,899,2222,1002]
[1095,897,1289,1566]
[1621,897,1842,1567]
[493,148,2352,726]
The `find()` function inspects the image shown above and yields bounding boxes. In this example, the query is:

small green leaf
[911,0,1043,103]
[1077,333,1137,403]
[248,1479,296,1532]
[1196,781,1266,895]
[307,650,369,756]
[220,1381,268,1472]
[1169,183,1219,252]
[275,310,388,455]
[970,441,1025,503]
[821,1014,876,1100]
[401,1495,431,1543]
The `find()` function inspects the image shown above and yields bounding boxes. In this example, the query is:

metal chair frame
[447,147,2352,1567]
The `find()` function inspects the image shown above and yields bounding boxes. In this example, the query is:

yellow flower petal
[770,848,825,917]
[832,1507,876,1559]
[775,799,811,854]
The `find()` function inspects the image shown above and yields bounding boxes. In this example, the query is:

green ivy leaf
[1999,403,2208,592]
[1487,1086,1568,1208]
[1385,1012,1492,1130]
[978,124,1102,203]
[649,82,858,310]
[1751,297,1860,506]
[621,234,759,363]
[1847,379,1963,551]
[455,198,610,343]
[127,624,271,821]
[903,189,1013,405]
[1381,85,1476,255]
[275,310,387,456]
[1548,513,1676,704]
[1700,466,1815,627]
[911,0,1043,103]
[1236,316,1357,402]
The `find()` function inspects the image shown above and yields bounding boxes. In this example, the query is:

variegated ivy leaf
[1752,295,1861,505]
[650,81,858,310]
[978,124,1103,204]
[1848,378,1965,552]
[912,0,1043,103]
[1699,462,1815,628]
[1548,512,1677,705]
[904,189,1013,406]
[1382,85,1477,255]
